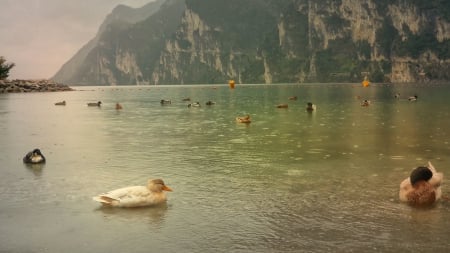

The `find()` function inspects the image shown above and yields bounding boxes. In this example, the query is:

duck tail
[92,195,117,205]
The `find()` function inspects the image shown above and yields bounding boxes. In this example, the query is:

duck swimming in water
[23,149,46,164]
[361,100,370,107]
[87,101,102,107]
[399,161,443,207]
[236,115,251,123]
[93,179,173,208]
[276,104,288,108]
[306,102,316,111]
[54,101,66,106]
[408,95,418,101]
[188,102,201,107]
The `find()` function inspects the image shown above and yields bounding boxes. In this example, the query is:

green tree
[0,56,15,80]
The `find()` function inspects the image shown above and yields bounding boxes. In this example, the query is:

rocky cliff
[53,0,450,85]
[52,0,167,84]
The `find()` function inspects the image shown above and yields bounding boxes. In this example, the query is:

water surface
[1,83,450,252]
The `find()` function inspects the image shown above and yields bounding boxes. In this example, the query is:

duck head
[32,149,42,156]
[148,179,173,193]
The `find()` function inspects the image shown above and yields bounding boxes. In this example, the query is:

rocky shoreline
[0,79,74,93]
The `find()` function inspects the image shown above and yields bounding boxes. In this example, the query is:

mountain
[53,0,450,85]
[52,0,168,84]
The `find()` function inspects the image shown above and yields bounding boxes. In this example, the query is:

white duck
[93,179,172,207]
[408,95,418,101]
[399,161,443,206]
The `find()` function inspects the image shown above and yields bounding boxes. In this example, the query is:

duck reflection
[95,202,169,225]
[24,163,45,177]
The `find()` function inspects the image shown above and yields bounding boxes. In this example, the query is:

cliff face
[53,0,450,85]
[52,0,168,84]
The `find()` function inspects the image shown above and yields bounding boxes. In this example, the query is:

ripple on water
[2,84,450,252]
[306,148,324,154]
[390,155,405,160]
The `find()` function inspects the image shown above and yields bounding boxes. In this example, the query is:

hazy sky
[0,0,154,79]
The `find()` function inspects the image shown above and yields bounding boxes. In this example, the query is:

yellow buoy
[362,78,370,87]
[229,80,235,89]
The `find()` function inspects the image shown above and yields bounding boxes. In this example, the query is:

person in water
[399,162,443,206]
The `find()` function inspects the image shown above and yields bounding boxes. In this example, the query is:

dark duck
[23,149,46,164]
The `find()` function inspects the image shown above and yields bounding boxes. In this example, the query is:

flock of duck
[23,91,440,208]
[22,154,443,208]
[54,96,317,125]
[55,100,124,110]
[360,93,418,106]
[23,149,172,207]
[160,96,317,124]
[160,98,216,107]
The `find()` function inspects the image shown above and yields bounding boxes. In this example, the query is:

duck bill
[162,185,173,192]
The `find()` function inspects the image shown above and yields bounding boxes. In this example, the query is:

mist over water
[1,83,450,252]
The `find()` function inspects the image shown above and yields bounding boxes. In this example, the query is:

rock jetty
[0,79,74,93]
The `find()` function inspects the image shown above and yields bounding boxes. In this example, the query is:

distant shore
[0,79,74,93]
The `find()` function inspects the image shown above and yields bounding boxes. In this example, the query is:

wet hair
[409,166,433,185]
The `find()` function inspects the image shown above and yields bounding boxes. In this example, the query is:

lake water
[0,83,450,252]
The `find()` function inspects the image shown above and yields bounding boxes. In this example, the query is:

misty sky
[0,0,154,79]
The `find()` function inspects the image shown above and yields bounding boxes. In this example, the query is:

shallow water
[1,83,450,252]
